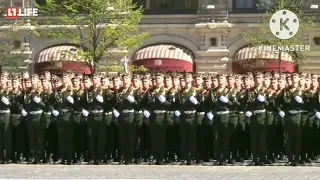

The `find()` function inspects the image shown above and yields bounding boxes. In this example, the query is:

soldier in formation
[0,70,319,166]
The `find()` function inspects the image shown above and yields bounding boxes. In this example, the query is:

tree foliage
[242,0,314,71]
[35,0,148,73]
[99,63,149,74]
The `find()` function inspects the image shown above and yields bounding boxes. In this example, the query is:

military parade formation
[0,70,319,167]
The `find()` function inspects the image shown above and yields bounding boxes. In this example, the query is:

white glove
[96,95,104,103]
[219,96,229,103]
[294,96,303,103]
[82,109,89,117]
[126,95,135,103]
[206,111,214,120]
[33,96,41,104]
[112,109,120,117]
[245,111,252,117]
[315,112,320,119]
[21,109,28,117]
[52,110,59,116]
[174,110,181,117]
[279,111,285,118]
[189,96,198,105]
[257,95,265,102]
[66,96,74,104]
[158,95,166,103]
[0,97,9,105]
[143,110,150,118]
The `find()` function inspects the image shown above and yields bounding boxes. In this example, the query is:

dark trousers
[118,112,136,162]
[285,113,302,162]
[179,113,197,161]
[134,112,143,160]
[238,113,249,160]
[57,112,73,161]
[11,114,24,161]
[249,112,267,162]
[150,113,167,162]
[73,113,86,161]
[214,114,231,161]
[104,113,113,161]
[87,113,105,161]
[46,118,58,160]
[138,121,151,160]
[27,113,45,160]
[199,120,213,161]
[0,113,11,161]
[110,121,120,161]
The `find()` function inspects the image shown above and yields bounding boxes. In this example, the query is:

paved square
[1,165,320,179]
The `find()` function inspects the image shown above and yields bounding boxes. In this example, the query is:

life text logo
[5,7,38,19]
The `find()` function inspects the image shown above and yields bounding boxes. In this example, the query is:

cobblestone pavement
[1,164,320,179]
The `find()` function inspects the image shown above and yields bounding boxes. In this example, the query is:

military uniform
[277,73,306,166]
[0,74,12,164]
[208,74,234,165]
[244,72,269,166]
[9,76,24,163]
[197,76,212,163]
[52,77,74,165]
[84,76,106,165]
[102,82,114,164]
[24,74,46,164]
[165,75,180,163]
[71,77,86,163]
[115,74,138,164]
[178,73,198,165]
[143,73,170,165]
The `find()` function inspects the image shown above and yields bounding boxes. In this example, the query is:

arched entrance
[132,44,195,72]
[34,44,93,74]
[232,46,295,73]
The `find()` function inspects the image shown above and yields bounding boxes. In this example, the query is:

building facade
[3,0,320,73]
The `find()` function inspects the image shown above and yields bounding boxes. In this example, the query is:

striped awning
[234,47,293,62]
[134,44,194,63]
[37,45,84,63]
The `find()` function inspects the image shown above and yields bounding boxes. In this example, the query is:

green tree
[35,0,148,73]
[242,0,314,72]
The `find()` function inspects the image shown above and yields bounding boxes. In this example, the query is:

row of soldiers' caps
[0,70,318,82]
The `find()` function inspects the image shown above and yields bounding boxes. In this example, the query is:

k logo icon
[269,10,300,40]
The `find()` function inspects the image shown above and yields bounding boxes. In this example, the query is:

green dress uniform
[265,88,280,164]
[277,85,306,166]
[115,86,138,164]
[23,87,46,164]
[0,88,12,163]
[236,88,249,162]
[9,88,25,163]
[302,87,318,163]
[142,85,170,165]
[133,87,145,164]
[53,85,74,164]
[228,87,240,164]
[178,86,199,165]
[102,87,114,164]
[72,87,85,163]
[136,87,151,162]
[244,86,269,165]
[197,87,212,163]
[208,86,233,165]
[41,87,54,163]
[85,85,106,165]
[165,86,179,163]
